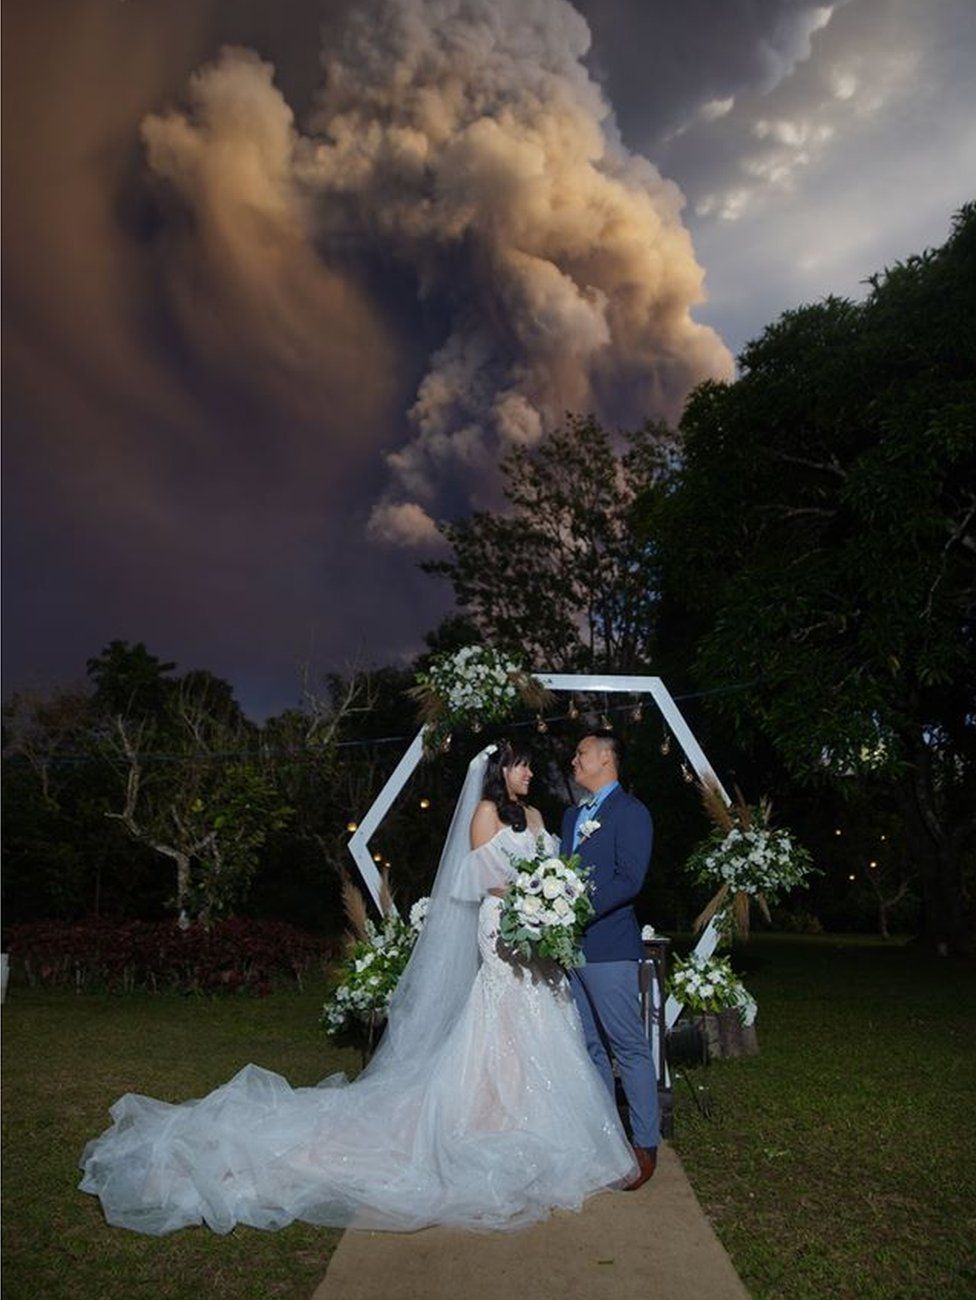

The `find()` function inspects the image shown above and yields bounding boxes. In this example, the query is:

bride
[79,740,639,1235]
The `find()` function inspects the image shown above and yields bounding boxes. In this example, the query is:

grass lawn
[1,980,361,1300]
[670,934,976,1299]
[3,938,975,1299]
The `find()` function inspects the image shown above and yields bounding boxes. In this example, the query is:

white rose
[522,895,543,916]
[542,877,563,900]
[540,857,564,874]
[552,896,571,917]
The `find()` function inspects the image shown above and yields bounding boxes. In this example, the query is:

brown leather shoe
[623,1145,657,1191]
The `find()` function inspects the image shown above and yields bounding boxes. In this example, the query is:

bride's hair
[482,738,532,833]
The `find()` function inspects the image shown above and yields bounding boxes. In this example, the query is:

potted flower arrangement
[321,877,428,1065]
[668,951,759,1060]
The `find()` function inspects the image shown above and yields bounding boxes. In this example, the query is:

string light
[660,730,671,756]
[419,798,430,810]
[848,873,856,881]
[567,697,579,720]
[869,860,877,868]
[440,734,452,753]
[835,829,842,836]
[600,714,613,730]
[680,762,695,783]
[346,821,358,833]
[372,851,383,863]
[535,715,548,733]
[632,699,644,722]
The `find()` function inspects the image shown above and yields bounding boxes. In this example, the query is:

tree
[647,205,976,952]
[86,641,176,719]
[423,414,678,672]
[106,675,292,925]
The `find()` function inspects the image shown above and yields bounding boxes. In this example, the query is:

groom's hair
[583,728,625,776]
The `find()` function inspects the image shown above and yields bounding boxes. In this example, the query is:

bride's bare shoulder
[470,800,502,850]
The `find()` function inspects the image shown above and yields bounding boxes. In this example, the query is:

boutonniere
[578,818,601,843]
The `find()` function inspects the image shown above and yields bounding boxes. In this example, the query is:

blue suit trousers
[570,960,660,1149]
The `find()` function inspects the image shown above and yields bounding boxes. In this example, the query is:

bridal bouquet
[668,951,757,1026]
[499,839,594,969]
[409,644,551,754]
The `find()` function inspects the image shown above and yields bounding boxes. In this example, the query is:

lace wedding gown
[79,825,637,1235]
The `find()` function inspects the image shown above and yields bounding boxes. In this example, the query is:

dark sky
[4,0,974,718]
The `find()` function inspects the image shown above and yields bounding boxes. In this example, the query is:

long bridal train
[79,819,637,1235]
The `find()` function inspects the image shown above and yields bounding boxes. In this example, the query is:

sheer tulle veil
[358,743,493,1084]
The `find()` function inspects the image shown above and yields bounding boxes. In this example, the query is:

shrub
[1,916,335,995]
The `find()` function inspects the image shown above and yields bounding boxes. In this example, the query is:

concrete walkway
[312,1143,748,1300]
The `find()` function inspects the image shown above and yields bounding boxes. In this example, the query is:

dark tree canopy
[645,204,976,949]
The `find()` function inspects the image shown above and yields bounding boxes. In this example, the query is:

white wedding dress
[80,810,638,1235]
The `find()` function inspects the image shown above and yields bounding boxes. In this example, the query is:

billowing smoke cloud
[141,46,397,432]
[143,0,732,546]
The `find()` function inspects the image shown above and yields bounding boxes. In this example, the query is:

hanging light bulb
[346,821,358,833]
[681,762,695,783]
[600,714,612,730]
[419,798,431,810]
[660,731,671,756]
[471,719,483,734]
[567,697,579,720]
[441,734,452,753]
[535,714,548,733]
[372,851,383,863]
[632,699,644,722]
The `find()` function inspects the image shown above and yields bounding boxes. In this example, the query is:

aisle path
[312,1143,749,1300]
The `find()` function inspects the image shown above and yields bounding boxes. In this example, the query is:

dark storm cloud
[4,0,972,714]
[3,0,441,714]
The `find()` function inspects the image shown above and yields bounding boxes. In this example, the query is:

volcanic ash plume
[142,0,734,545]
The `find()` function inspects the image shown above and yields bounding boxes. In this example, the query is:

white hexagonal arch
[347,674,731,1047]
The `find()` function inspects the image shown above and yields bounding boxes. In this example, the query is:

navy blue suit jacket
[560,788,653,962]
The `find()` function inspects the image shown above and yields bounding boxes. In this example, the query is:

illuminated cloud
[143,0,733,545]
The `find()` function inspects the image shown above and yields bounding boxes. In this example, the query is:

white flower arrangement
[409,644,550,752]
[499,838,594,969]
[688,781,816,941]
[690,823,814,897]
[668,951,757,1025]
[321,898,429,1038]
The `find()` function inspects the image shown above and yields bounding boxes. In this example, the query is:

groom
[562,729,659,1189]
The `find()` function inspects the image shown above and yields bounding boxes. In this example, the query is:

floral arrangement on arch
[499,838,594,969]
[668,951,757,1026]
[687,779,815,940]
[321,876,429,1057]
[409,644,551,754]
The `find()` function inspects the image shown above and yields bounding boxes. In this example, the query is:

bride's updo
[482,738,531,833]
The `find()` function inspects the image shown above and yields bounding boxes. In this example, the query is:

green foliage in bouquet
[498,840,594,969]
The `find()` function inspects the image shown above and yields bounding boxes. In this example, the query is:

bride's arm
[470,801,508,895]
[470,800,500,849]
